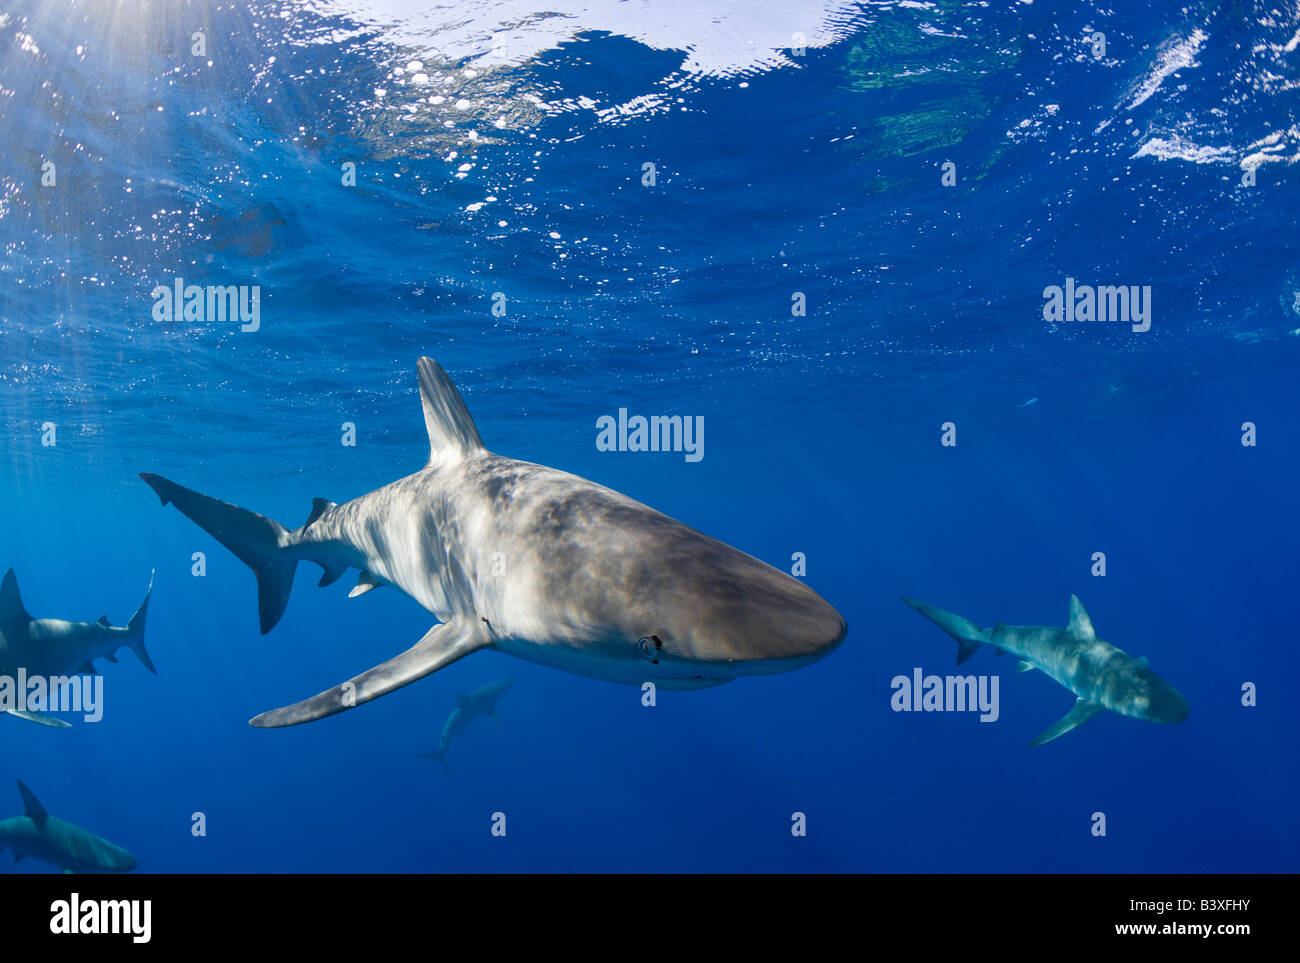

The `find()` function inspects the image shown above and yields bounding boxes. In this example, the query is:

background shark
[0,569,155,728]
[0,780,138,873]
[902,594,1189,745]
[418,677,515,771]
[141,357,846,728]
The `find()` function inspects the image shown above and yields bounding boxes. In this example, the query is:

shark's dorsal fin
[304,498,335,528]
[0,570,32,623]
[97,615,112,627]
[417,358,484,465]
[17,781,48,830]
[1067,595,1096,640]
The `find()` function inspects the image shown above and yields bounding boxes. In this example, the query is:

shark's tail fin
[417,749,450,773]
[901,596,988,665]
[125,571,156,673]
[139,473,297,634]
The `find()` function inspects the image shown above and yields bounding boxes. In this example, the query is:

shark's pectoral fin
[249,619,490,728]
[5,709,73,729]
[491,710,503,727]
[1028,698,1105,747]
[1016,660,1035,673]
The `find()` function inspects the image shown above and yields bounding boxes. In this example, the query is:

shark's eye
[637,637,660,664]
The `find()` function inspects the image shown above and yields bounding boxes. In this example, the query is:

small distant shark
[0,781,138,873]
[902,595,1189,745]
[418,677,515,772]
[141,357,846,728]
[0,569,155,728]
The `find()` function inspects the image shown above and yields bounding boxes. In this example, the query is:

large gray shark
[418,677,515,772]
[0,569,155,728]
[902,595,1188,745]
[141,357,846,728]
[0,781,138,873]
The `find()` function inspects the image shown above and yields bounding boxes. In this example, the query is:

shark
[0,569,155,728]
[902,594,1188,745]
[0,781,138,873]
[140,357,847,728]
[418,677,515,772]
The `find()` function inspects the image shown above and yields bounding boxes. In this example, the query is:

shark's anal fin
[96,615,112,627]
[16,780,49,830]
[1067,595,1096,640]
[1029,698,1105,747]
[248,619,491,728]
[5,709,72,729]
[0,570,32,623]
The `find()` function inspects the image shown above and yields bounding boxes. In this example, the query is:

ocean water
[0,0,1297,874]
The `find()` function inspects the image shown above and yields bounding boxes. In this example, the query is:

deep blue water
[1,0,1297,873]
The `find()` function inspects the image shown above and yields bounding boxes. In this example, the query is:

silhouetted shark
[418,678,515,771]
[0,781,137,873]
[903,595,1188,745]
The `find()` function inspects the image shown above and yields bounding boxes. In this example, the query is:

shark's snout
[724,591,848,675]
[114,852,140,873]
[1148,685,1190,725]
